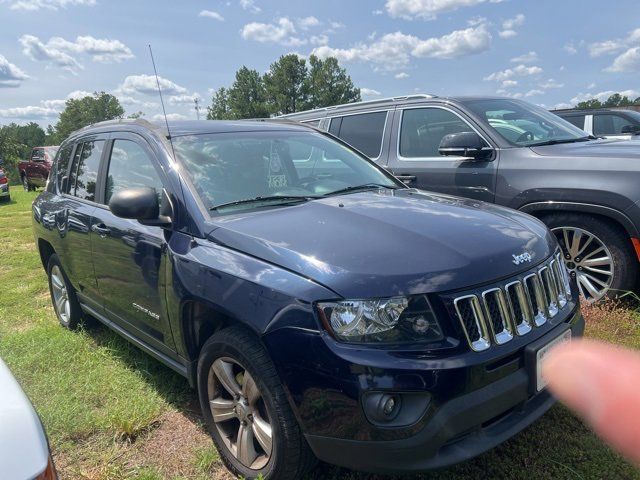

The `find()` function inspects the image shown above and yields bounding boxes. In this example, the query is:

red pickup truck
[19,146,58,191]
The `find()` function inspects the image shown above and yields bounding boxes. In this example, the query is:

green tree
[304,55,361,110]
[603,93,633,107]
[50,92,124,143]
[226,67,269,119]
[206,87,233,120]
[576,99,603,109]
[0,122,47,182]
[263,54,308,115]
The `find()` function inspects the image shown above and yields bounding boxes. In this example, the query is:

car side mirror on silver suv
[621,124,640,135]
[109,187,171,227]
[439,132,494,161]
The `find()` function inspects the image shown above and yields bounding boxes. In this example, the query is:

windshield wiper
[210,195,321,211]
[324,183,400,197]
[528,137,591,147]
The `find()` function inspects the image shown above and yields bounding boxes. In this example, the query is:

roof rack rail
[280,93,437,117]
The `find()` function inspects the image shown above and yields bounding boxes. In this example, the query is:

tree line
[575,93,640,110]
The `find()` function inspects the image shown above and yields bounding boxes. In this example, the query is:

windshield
[172,130,399,212]
[462,98,589,146]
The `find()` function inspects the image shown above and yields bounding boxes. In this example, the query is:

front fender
[166,234,336,358]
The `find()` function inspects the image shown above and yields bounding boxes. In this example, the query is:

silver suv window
[400,108,474,158]
[330,111,387,158]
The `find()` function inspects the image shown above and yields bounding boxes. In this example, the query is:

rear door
[59,136,107,311]
[387,105,498,202]
[90,132,176,350]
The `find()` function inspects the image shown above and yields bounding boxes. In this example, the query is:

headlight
[318,295,444,343]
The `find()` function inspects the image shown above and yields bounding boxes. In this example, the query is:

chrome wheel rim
[551,226,614,302]
[207,357,272,470]
[50,265,71,323]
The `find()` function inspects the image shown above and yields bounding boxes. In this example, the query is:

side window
[52,144,73,193]
[336,112,387,159]
[105,139,163,204]
[400,108,477,158]
[328,117,341,136]
[72,140,105,201]
[563,115,586,129]
[593,114,631,135]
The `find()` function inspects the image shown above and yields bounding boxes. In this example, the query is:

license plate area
[535,329,571,391]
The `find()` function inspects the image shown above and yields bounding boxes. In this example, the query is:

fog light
[363,393,401,423]
[362,391,431,427]
[383,396,397,415]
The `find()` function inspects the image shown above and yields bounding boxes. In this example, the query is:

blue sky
[1,0,639,126]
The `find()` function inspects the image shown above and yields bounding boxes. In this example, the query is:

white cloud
[484,64,542,82]
[118,96,157,109]
[20,34,81,72]
[0,105,59,119]
[19,34,133,72]
[501,79,517,88]
[2,0,94,10]
[361,88,381,97]
[239,0,260,13]
[0,54,29,87]
[241,17,306,47]
[510,51,538,63]
[499,13,524,39]
[524,89,544,97]
[199,10,224,21]
[297,16,321,30]
[395,72,410,79]
[589,40,625,57]
[312,24,492,71]
[564,42,577,55]
[118,74,188,96]
[153,113,188,122]
[606,47,640,72]
[168,94,199,106]
[384,0,504,20]
[538,78,564,89]
[310,35,329,46]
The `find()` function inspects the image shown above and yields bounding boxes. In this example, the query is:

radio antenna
[148,44,176,158]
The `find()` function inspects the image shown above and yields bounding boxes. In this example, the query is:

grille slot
[452,253,572,351]
[453,296,491,352]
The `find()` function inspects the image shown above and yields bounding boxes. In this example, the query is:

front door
[387,106,497,203]
[90,133,176,349]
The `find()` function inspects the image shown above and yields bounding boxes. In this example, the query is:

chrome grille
[452,253,572,352]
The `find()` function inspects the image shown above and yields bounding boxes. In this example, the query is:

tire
[47,254,83,329]
[541,213,638,302]
[22,175,32,192]
[197,327,316,480]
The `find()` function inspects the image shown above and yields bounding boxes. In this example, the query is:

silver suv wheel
[207,357,273,470]
[552,226,614,302]
[51,265,71,325]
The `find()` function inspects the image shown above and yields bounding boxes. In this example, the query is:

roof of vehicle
[551,108,636,115]
[72,118,314,139]
[277,94,528,120]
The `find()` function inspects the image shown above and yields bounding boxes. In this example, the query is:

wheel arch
[37,238,56,270]
[519,201,639,238]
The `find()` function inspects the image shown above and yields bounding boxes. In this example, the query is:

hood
[207,190,555,299]
[530,138,640,158]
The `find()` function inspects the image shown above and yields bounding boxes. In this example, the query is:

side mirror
[109,187,171,226]
[439,132,493,160]
[621,125,640,135]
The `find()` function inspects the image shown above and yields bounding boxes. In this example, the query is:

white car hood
[0,359,49,480]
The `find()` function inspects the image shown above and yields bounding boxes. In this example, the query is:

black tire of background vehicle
[541,213,638,300]
[0,195,9,203]
[47,253,83,329]
[22,176,32,192]
[197,327,316,480]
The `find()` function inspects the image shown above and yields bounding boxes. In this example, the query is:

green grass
[0,188,639,479]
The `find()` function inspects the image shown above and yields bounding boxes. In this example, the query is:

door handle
[395,175,416,185]
[91,223,110,237]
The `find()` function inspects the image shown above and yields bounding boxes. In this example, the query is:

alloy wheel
[207,357,273,470]
[50,265,71,324]
[551,226,614,302]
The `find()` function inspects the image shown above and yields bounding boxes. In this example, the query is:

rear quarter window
[331,112,388,159]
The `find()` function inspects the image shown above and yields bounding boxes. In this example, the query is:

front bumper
[0,183,9,197]
[266,307,584,474]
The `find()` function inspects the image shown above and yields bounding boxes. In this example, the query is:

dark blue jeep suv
[32,119,584,479]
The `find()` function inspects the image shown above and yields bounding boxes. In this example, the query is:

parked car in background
[19,146,58,192]
[0,166,9,202]
[0,358,57,480]
[552,108,640,140]
[33,118,583,479]
[282,95,640,302]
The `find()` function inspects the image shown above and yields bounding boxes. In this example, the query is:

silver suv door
[387,105,498,203]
